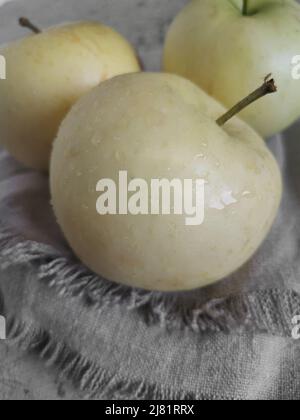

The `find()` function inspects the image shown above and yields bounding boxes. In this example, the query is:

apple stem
[242,0,249,16]
[19,17,41,34]
[216,75,277,127]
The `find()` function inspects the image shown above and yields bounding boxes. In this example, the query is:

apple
[163,0,300,138]
[0,19,141,171]
[50,72,282,292]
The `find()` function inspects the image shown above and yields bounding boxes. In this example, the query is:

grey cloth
[0,0,300,400]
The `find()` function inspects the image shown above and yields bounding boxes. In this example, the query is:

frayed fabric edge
[0,222,300,335]
[1,222,300,399]
[5,315,242,400]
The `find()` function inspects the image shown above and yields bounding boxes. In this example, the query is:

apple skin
[163,0,300,138]
[0,21,140,171]
[50,72,282,292]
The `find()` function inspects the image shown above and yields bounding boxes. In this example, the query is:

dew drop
[242,190,252,197]
[209,197,225,210]
[222,190,237,206]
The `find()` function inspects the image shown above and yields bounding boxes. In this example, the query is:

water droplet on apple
[242,190,252,198]
[209,197,225,210]
[222,190,237,206]
[209,190,237,210]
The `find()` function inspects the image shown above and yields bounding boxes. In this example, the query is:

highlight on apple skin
[163,0,300,139]
[0,21,141,171]
[50,72,282,292]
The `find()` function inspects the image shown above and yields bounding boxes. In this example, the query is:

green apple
[0,20,141,171]
[50,72,282,292]
[163,0,300,138]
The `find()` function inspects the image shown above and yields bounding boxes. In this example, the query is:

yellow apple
[163,0,300,138]
[0,20,140,171]
[50,72,282,292]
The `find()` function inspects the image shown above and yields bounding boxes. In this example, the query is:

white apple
[163,0,300,138]
[0,20,141,171]
[50,72,282,292]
